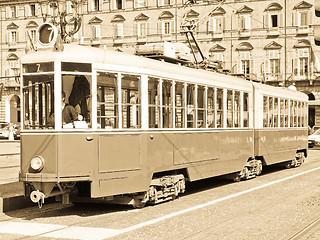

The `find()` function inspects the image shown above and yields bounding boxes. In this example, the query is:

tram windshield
[23,74,54,129]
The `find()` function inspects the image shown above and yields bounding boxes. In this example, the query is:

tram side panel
[94,130,254,198]
[254,129,308,165]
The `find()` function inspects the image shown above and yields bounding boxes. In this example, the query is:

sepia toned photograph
[0,0,319,239]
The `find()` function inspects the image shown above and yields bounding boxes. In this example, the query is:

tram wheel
[132,198,146,209]
[255,160,263,176]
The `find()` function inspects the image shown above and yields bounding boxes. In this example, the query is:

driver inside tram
[61,91,83,126]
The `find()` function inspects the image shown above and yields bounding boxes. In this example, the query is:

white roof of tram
[21,44,307,100]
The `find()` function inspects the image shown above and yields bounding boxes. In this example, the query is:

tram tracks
[287,215,320,240]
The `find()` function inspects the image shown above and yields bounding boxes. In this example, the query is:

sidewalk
[0,141,31,212]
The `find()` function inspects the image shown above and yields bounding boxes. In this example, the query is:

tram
[19,23,308,208]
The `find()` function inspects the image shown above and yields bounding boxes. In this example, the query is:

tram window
[197,86,206,128]
[122,74,141,128]
[227,90,233,128]
[234,91,240,128]
[294,101,297,127]
[280,99,285,128]
[263,96,268,128]
[290,100,294,127]
[187,84,195,128]
[175,82,185,128]
[243,92,249,127]
[23,62,54,73]
[148,77,160,128]
[285,99,289,127]
[216,88,224,128]
[303,102,307,127]
[298,102,302,127]
[207,87,215,128]
[97,72,118,129]
[61,62,92,72]
[23,74,54,129]
[162,80,173,128]
[274,98,279,127]
[268,97,273,127]
[62,75,91,128]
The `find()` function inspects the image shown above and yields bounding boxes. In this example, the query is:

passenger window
[187,84,195,128]
[148,77,160,128]
[293,101,297,127]
[175,82,185,128]
[162,79,173,128]
[243,92,249,127]
[234,91,240,128]
[274,98,279,127]
[227,90,233,128]
[290,100,294,127]
[207,87,215,128]
[197,86,206,128]
[280,99,285,127]
[62,74,91,129]
[97,72,118,129]
[268,97,273,127]
[216,88,224,128]
[263,96,268,128]
[284,99,289,127]
[121,74,140,128]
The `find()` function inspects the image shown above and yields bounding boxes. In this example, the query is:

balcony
[238,29,251,38]
[267,28,280,37]
[296,26,309,35]
[211,31,223,40]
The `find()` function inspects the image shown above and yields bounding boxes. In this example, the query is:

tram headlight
[30,156,44,172]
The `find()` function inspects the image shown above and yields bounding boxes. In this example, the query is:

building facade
[0,0,320,128]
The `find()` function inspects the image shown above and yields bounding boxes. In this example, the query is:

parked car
[0,123,20,140]
[308,129,320,148]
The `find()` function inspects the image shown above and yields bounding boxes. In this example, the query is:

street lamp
[38,0,84,42]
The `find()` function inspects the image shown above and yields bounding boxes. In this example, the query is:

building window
[158,0,173,7]
[7,30,17,45]
[294,48,309,77]
[239,51,251,75]
[136,21,148,37]
[264,3,283,29]
[7,6,18,18]
[209,52,224,68]
[239,14,251,30]
[28,29,36,42]
[264,50,280,80]
[135,0,147,8]
[209,15,224,33]
[92,25,101,39]
[112,0,125,10]
[9,60,19,76]
[114,23,123,38]
[90,0,102,11]
[158,20,174,35]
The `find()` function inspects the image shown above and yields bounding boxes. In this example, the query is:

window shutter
[157,21,162,35]
[279,12,284,28]
[222,16,225,31]
[146,22,150,35]
[293,58,298,75]
[170,20,175,33]
[6,7,10,18]
[34,3,39,16]
[134,22,137,36]
[99,0,103,11]
[247,15,251,30]
[263,13,269,28]
[209,17,213,32]
[308,11,312,26]
[264,58,270,74]
[292,12,296,26]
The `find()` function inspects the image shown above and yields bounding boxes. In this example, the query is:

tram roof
[21,44,307,100]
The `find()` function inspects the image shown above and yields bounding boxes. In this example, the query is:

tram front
[19,24,95,206]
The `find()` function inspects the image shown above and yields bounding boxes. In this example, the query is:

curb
[0,182,33,213]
